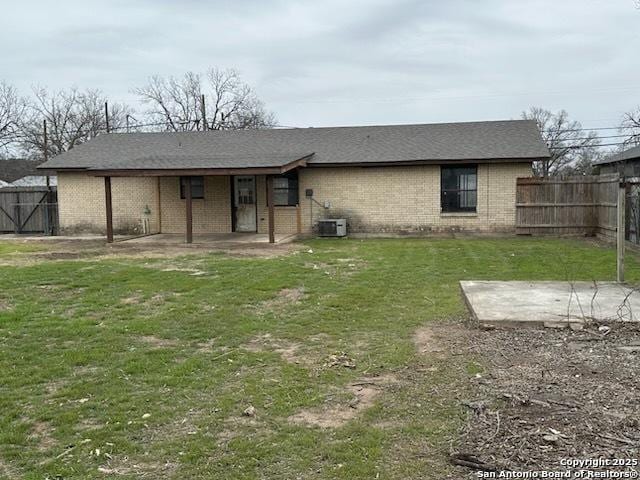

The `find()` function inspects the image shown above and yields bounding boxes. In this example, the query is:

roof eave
[307,156,544,168]
[86,153,313,177]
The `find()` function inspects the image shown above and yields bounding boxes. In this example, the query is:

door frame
[230,175,258,233]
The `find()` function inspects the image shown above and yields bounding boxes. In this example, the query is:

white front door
[233,176,257,232]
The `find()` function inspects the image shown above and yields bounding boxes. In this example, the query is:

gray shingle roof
[38,120,549,171]
[90,153,313,170]
[595,145,640,165]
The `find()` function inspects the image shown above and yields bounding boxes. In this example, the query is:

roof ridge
[106,119,535,136]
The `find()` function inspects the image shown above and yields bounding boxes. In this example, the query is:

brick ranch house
[38,120,550,243]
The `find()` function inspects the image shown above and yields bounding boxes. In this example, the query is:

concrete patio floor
[120,233,297,246]
[461,280,640,328]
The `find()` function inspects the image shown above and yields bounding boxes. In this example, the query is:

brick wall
[255,175,300,235]
[297,163,532,234]
[159,176,232,234]
[57,172,160,235]
[57,163,530,236]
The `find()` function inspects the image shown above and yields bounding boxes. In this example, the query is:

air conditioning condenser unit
[317,219,347,237]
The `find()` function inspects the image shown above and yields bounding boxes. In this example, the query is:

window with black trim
[180,176,205,199]
[269,171,299,206]
[441,165,477,212]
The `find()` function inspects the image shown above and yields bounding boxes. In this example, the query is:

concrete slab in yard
[460,281,640,328]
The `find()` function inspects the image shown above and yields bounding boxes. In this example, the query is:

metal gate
[0,187,58,235]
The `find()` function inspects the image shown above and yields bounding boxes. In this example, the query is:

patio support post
[185,177,193,244]
[104,176,113,243]
[267,175,275,244]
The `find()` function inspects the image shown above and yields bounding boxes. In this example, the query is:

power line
[549,141,633,149]
[542,126,629,133]
[545,133,636,141]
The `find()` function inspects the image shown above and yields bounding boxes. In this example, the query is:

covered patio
[97,152,313,245]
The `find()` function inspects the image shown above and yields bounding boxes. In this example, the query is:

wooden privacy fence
[515,175,618,238]
[0,187,58,235]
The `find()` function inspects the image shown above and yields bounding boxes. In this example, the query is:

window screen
[441,165,477,212]
[180,176,205,199]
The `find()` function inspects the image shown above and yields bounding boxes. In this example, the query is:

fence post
[14,192,21,234]
[43,203,49,235]
[617,179,626,283]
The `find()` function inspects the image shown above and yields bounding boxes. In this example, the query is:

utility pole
[104,102,110,133]
[201,94,207,131]
[43,119,50,188]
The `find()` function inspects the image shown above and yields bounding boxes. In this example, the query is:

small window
[269,171,299,206]
[441,165,477,212]
[180,176,204,199]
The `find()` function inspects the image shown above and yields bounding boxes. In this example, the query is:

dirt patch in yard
[28,421,56,451]
[160,267,208,276]
[431,320,640,476]
[120,292,143,305]
[242,334,305,364]
[0,239,302,267]
[195,338,217,352]
[288,374,399,428]
[255,287,306,313]
[121,291,180,307]
[138,335,181,349]
[97,459,177,477]
[0,458,19,480]
[216,415,274,447]
[217,243,302,258]
[413,324,448,355]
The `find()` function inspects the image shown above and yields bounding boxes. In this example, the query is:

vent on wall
[317,219,347,237]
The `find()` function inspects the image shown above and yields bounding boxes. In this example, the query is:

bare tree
[557,145,602,176]
[522,107,600,176]
[20,87,132,160]
[134,68,276,131]
[620,107,640,148]
[0,81,27,156]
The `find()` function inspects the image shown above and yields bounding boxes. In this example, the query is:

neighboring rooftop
[596,144,640,166]
[0,158,43,182]
[10,175,57,187]
[38,120,549,172]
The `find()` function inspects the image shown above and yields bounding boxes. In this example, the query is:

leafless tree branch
[522,107,601,177]
[620,107,640,148]
[19,87,133,160]
[0,81,28,155]
[133,68,276,132]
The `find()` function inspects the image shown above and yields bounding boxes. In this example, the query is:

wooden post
[185,178,193,244]
[105,177,114,243]
[617,180,625,283]
[14,192,21,234]
[267,175,275,243]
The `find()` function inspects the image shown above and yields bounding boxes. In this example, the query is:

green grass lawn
[0,242,43,256]
[0,237,638,479]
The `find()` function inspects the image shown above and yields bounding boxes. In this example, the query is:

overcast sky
[1,0,638,129]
